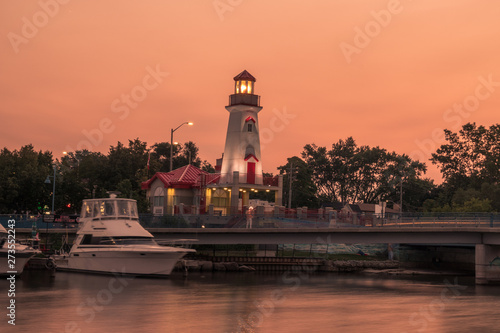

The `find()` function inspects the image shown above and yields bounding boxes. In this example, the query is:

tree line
[279,123,500,213]
[1,122,499,214]
[0,138,213,214]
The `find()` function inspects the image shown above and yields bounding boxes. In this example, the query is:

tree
[302,138,427,206]
[430,123,500,211]
[106,139,150,210]
[278,156,319,208]
[1,139,213,213]
[431,123,500,188]
[149,140,213,173]
[149,142,176,172]
[0,145,54,213]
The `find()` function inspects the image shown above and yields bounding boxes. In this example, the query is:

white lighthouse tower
[220,70,263,185]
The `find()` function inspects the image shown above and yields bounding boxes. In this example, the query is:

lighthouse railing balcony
[214,173,278,186]
[229,94,260,107]
[217,172,267,185]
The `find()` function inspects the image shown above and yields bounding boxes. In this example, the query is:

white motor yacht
[0,223,40,275]
[55,195,195,276]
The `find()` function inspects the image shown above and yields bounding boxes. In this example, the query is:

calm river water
[1,270,500,333]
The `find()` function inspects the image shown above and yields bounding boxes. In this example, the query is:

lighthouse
[220,70,263,185]
[142,69,282,216]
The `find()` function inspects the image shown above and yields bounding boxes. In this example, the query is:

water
[1,270,500,333]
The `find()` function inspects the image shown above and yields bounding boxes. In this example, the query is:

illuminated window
[235,79,254,95]
[117,200,130,216]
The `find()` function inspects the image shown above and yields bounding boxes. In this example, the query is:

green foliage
[301,137,429,209]
[0,139,209,214]
[423,184,497,212]
[278,156,319,208]
[431,123,500,187]
[431,123,500,212]
[456,198,493,212]
[0,145,53,213]
[149,140,213,173]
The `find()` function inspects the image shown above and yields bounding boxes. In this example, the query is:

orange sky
[1,1,500,182]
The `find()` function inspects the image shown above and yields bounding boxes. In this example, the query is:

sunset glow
[2,1,500,182]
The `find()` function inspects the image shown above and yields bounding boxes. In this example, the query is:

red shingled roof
[233,70,256,82]
[141,165,220,189]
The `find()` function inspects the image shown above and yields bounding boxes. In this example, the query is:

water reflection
[1,271,499,333]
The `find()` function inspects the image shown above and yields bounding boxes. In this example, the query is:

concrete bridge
[6,213,500,285]
[15,225,500,285]
[148,226,500,285]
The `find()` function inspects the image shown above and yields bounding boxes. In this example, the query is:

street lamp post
[44,164,56,213]
[399,177,403,216]
[170,121,193,171]
[44,164,56,253]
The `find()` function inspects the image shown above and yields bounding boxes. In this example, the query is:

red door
[247,162,255,184]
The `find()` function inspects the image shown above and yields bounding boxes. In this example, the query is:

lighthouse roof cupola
[229,70,260,107]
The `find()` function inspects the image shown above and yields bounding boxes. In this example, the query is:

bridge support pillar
[475,244,500,285]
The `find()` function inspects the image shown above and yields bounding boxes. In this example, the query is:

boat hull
[54,247,194,277]
[0,251,37,275]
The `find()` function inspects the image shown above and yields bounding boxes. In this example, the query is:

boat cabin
[80,198,139,221]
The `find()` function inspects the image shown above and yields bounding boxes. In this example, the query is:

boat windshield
[81,199,139,220]
[100,200,115,217]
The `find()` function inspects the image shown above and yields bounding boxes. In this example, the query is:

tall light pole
[399,177,403,216]
[288,161,293,209]
[44,164,56,213]
[170,121,193,171]
[44,164,56,253]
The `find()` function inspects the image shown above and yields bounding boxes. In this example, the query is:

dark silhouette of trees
[6,123,500,215]
[278,156,319,208]
[0,145,53,213]
[301,137,430,209]
[0,139,212,214]
[428,123,500,212]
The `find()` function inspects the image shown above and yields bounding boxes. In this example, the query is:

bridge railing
[392,212,500,228]
[3,212,500,230]
[0,214,79,230]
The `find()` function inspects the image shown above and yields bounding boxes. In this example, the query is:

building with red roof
[141,164,220,215]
